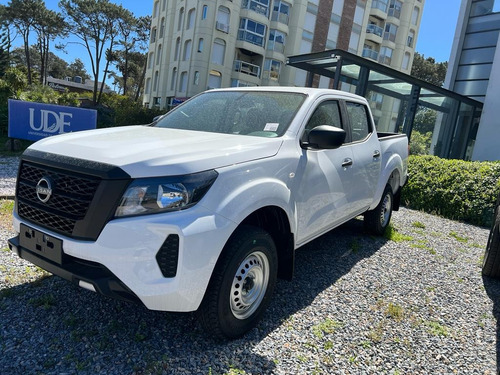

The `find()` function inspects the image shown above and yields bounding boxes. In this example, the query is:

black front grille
[17,161,101,236]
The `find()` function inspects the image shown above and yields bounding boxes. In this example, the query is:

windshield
[154,91,306,137]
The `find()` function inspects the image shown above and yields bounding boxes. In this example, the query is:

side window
[305,101,342,132]
[345,102,371,142]
[302,100,342,142]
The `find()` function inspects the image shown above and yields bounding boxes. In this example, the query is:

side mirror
[305,125,346,149]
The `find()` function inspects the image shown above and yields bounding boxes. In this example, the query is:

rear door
[343,101,381,212]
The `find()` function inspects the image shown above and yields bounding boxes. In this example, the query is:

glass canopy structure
[287,49,483,160]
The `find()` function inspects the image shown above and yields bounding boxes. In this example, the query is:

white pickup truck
[9,87,408,339]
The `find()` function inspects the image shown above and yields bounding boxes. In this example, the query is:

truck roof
[209,86,368,104]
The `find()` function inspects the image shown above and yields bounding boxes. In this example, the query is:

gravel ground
[0,155,499,374]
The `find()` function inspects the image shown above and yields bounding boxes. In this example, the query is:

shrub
[402,155,500,227]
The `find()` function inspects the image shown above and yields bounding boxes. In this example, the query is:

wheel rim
[379,192,392,228]
[230,251,269,320]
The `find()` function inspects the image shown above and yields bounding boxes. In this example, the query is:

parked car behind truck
[9,87,408,339]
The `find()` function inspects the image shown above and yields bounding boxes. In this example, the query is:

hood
[29,126,283,177]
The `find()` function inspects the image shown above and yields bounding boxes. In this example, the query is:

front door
[294,99,357,245]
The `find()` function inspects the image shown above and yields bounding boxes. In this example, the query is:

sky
[415,1,462,62]
[2,0,461,74]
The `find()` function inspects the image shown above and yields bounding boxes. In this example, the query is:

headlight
[115,170,218,218]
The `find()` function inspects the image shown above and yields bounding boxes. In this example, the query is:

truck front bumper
[10,205,237,312]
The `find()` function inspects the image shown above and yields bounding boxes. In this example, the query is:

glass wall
[287,49,483,160]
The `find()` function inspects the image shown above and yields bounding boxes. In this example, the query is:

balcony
[241,0,269,17]
[233,60,261,78]
[237,30,265,48]
[216,21,230,33]
[371,0,388,13]
[267,40,285,54]
[366,24,383,37]
[362,48,379,61]
[271,10,289,25]
[388,6,401,19]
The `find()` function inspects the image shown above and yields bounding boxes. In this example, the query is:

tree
[6,0,45,84]
[33,7,66,84]
[59,0,129,105]
[114,9,136,96]
[133,15,151,102]
[0,5,12,77]
[67,58,90,81]
[411,52,448,87]
[10,46,90,81]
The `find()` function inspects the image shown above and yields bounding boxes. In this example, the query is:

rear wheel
[364,184,393,235]
[482,204,500,278]
[198,225,277,339]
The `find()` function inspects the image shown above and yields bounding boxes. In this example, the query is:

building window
[156,44,162,65]
[216,6,230,33]
[384,23,398,42]
[379,46,393,65]
[178,7,184,31]
[145,77,151,94]
[171,68,177,91]
[238,18,266,47]
[151,27,157,43]
[407,30,415,48]
[268,29,286,53]
[411,6,419,25]
[349,25,361,53]
[202,5,208,20]
[211,38,226,65]
[187,8,195,29]
[208,70,222,89]
[159,17,165,38]
[402,52,410,70]
[264,59,281,80]
[174,37,181,60]
[183,39,192,61]
[241,0,269,17]
[198,38,204,52]
[153,1,159,18]
[371,0,388,13]
[194,71,200,86]
[148,52,154,69]
[272,1,290,24]
[162,0,166,11]
[388,0,402,18]
[153,70,159,91]
[179,71,188,92]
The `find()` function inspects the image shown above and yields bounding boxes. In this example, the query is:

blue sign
[8,99,97,142]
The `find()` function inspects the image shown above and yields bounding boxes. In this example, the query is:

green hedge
[401,155,500,227]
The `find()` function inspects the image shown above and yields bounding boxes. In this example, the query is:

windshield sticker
[264,123,279,132]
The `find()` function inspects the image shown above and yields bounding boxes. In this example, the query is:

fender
[369,152,404,210]
[211,176,296,234]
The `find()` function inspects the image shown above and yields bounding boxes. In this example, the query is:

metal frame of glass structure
[287,49,483,160]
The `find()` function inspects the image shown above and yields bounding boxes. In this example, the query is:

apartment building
[143,0,424,109]
[445,0,500,161]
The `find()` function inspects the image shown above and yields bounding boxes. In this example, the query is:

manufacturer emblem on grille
[36,177,53,203]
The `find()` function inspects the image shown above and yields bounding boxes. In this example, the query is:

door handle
[373,150,381,158]
[342,158,353,167]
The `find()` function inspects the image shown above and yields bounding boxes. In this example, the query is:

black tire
[482,203,500,278]
[197,225,278,339]
[364,184,393,235]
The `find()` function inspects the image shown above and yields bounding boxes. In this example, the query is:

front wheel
[364,184,393,235]
[197,225,277,339]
